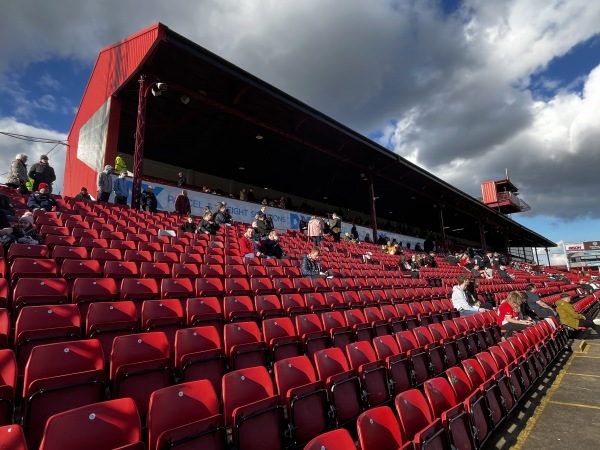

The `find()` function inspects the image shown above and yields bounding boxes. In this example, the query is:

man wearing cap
[97,165,114,203]
[141,186,158,213]
[28,155,56,193]
[27,183,58,212]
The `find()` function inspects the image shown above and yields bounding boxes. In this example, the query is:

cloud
[37,73,62,91]
[0,117,67,194]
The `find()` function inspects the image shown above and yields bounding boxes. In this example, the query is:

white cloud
[37,73,62,91]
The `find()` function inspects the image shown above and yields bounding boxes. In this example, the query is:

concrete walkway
[485,330,600,450]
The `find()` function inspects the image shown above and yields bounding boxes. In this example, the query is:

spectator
[141,186,158,213]
[240,188,247,201]
[115,154,127,174]
[28,154,56,193]
[364,233,371,243]
[75,187,93,202]
[197,211,220,235]
[330,212,342,243]
[399,254,419,278]
[179,214,197,233]
[174,190,191,216]
[496,265,514,281]
[425,252,438,268]
[525,284,557,319]
[97,165,113,202]
[497,291,534,339]
[0,210,10,229]
[6,153,29,194]
[299,217,308,235]
[240,227,261,258]
[0,193,15,222]
[113,172,129,205]
[308,215,322,246]
[555,293,600,334]
[177,172,186,187]
[278,196,286,209]
[27,183,58,212]
[451,274,493,316]
[0,213,43,250]
[214,204,233,226]
[351,224,359,241]
[261,230,287,259]
[247,188,255,202]
[301,247,328,278]
[254,213,270,238]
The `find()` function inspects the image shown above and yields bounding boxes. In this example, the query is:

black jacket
[141,191,158,212]
[197,219,220,235]
[301,254,322,277]
[28,163,56,189]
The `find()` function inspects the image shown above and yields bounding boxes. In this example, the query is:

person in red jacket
[240,227,261,258]
[174,190,191,216]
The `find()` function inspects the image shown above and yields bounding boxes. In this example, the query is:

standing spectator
[6,153,29,193]
[330,212,342,243]
[177,172,186,187]
[179,215,197,233]
[299,217,308,235]
[113,172,129,205]
[197,211,220,235]
[75,187,93,202]
[351,224,359,240]
[555,293,600,334]
[240,188,247,201]
[174,190,191,216]
[115,154,127,174]
[301,247,328,278]
[247,188,255,202]
[97,165,113,202]
[240,227,262,258]
[141,186,158,213]
[254,213,270,238]
[0,193,15,222]
[27,183,58,212]
[28,154,57,193]
[308,215,322,246]
[278,196,286,209]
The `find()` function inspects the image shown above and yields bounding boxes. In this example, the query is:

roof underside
[111,24,554,250]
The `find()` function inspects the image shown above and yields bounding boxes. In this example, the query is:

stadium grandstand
[1,22,600,450]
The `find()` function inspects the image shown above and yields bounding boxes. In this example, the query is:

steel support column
[534,247,539,265]
[367,171,378,243]
[545,247,551,268]
[132,75,149,210]
[438,207,447,252]
[479,221,487,252]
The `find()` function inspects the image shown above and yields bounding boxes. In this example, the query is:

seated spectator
[261,231,287,259]
[525,284,557,319]
[0,213,43,249]
[301,247,329,278]
[214,204,233,226]
[179,215,197,233]
[425,252,438,268]
[74,187,93,202]
[497,291,535,339]
[451,274,493,316]
[399,254,419,278]
[196,211,220,235]
[577,280,594,295]
[556,293,600,334]
[175,190,191,216]
[27,183,58,212]
[0,192,15,222]
[496,264,514,281]
[240,227,262,258]
[141,186,158,213]
[364,233,371,243]
[254,213,271,238]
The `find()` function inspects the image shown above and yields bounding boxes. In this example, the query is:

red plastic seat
[72,277,119,319]
[0,349,17,426]
[23,339,106,448]
[262,317,302,363]
[175,326,226,395]
[7,244,49,263]
[273,355,329,446]
[224,295,258,323]
[60,259,102,282]
[0,424,27,450]
[274,277,296,295]
[110,332,174,417]
[250,277,276,296]
[12,278,68,313]
[10,258,57,283]
[395,388,449,449]
[123,249,153,263]
[147,380,225,450]
[373,334,412,396]
[304,428,356,450]
[223,321,268,370]
[357,406,406,450]
[225,277,252,296]
[170,262,199,279]
[103,260,139,280]
[255,294,285,320]
[314,347,362,427]
[345,340,391,408]
[85,301,140,363]
[141,299,185,348]
[304,292,329,314]
[295,313,329,359]
[322,310,353,350]
[160,278,194,301]
[186,296,224,332]
[195,277,225,298]
[51,245,88,264]
[344,308,375,342]
[0,309,8,349]
[222,366,284,450]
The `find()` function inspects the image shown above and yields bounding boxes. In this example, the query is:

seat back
[0,350,17,426]
[86,301,139,362]
[357,406,403,450]
[141,299,185,347]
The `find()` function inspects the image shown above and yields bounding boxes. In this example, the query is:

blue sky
[2,0,600,266]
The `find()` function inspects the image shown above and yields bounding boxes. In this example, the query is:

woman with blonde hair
[496,291,534,338]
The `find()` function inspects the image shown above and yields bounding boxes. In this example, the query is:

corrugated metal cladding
[481,181,497,204]
[66,23,164,197]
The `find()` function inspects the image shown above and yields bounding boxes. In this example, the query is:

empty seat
[314,347,362,427]
[72,277,119,319]
[295,314,329,360]
[0,279,7,309]
[51,245,88,264]
[12,278,68,313]
[263,317,302,363]
[60,259,102,282]
[38,398,143,450]
[357,406,405,450]
[175,326,226,395]
[86,301,140,363]
[0,309,7,349]
[141,299,185,347]
[7,244,48,263]
[147,380,225,450]
[345,340,391,408]
[103,260,139,280]
[304,428,356,450]
[22,339,106,448]
[373,335,412,396]
[223,321,268,370]
[322,310,353,350]
[0,424,27,450]
[171,262,199,279]
[186,296,224,332]
[195,277,225,298]
[10,258,57,282]
[224,295,258,323]
[0,349,17,426]
[222,366,284,450]
[395,388,449,449]
[14,304,81,374]
[273,356,329,447]
[110,332,175,417]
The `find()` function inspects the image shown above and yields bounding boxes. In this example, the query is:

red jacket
[240,236,256,255]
